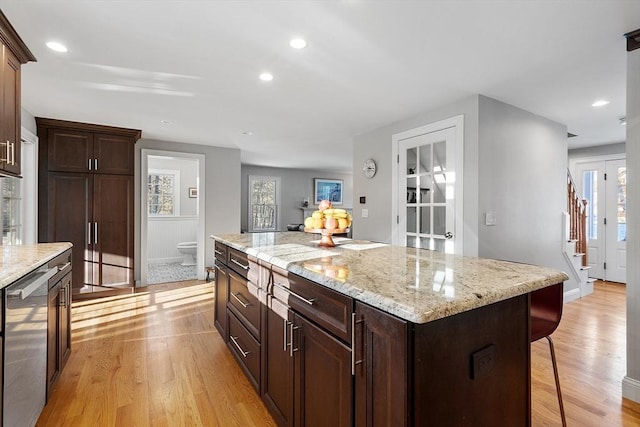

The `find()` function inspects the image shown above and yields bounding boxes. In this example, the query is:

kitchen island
[212,232,568,426]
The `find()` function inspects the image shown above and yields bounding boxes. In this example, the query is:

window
[1,177,21,245]
[249,175,280,231]
[148,169,180,216]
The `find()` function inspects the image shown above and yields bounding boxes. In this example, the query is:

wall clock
[362,158,377,178]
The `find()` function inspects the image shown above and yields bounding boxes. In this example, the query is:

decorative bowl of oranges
[303,200,352,247]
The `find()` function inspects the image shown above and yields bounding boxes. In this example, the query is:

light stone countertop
[0,242,73,289]
[212,232,569,324]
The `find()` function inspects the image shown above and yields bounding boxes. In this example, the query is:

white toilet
[177,241,197,266]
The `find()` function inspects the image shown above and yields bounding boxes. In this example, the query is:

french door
[576,158,626,283]
[392,116,463,255]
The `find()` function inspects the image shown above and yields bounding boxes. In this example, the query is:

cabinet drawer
[48,249,73,288]
[214,241,227,265]
[228,311,261,392]
[228,270,261,339]
[228,248,250,278]
[273,271,353,344]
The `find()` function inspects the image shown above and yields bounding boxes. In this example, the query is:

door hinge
[604,262,607,270]
[604,218,607,225]
[397,215,399,224]
[397,154,399,163]
[604,173,607,180]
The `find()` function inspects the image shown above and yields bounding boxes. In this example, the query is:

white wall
[624,46,640,403]
[477,96,570,289]
[240,165,353,231]
[21,108,36,134]
[568,142,625,162]
[147,216,198,263]
[352,95,479,252]
[135,139,241,278]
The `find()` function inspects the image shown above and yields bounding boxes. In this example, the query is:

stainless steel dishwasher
[3,264,58,427]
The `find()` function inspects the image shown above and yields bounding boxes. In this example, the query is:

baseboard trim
[623,376,640,403]
[563,288,581,303]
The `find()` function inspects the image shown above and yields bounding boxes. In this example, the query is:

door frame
[391,115,464,254]
[570,154,626,282]
[140,149,206,285]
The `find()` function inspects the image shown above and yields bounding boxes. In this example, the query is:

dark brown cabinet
[293,313,352,427]
[0,11,36,177]
[37,118,140,296]
[354,301,409,427]
[214,264,229,339]
[47,249,72,398]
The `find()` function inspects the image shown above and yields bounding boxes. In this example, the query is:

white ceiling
[2,1,638,172]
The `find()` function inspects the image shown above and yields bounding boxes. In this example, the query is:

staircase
[562,171,595,301]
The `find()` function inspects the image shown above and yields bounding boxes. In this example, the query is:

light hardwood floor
[36,280,640,426]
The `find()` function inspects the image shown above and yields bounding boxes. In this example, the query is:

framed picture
[188,187,197,198]
[314,178,343,205]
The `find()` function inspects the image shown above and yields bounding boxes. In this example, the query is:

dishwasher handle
[7,267,59,300]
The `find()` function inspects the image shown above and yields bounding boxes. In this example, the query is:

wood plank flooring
[36,280,640,426]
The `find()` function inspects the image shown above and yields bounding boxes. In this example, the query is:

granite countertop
[212,232,569,324]
[0,242,73,289]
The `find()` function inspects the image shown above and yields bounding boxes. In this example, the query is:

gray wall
[135,139,241,277]
[352,95,480,253]
[624,46,640,402]
[240,165,353,231]
[148,156,199,216]
[21,107,36,134]
[477,96,569,285]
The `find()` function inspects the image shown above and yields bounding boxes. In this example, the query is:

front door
[604,159,626,283]
[392,116,463,255]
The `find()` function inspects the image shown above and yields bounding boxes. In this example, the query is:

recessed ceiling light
[259,72,274,81]
[620,117,627,126]
[160,120,170,124]
[46,41,68,52]
[290,38,307,49]
[242,131,253,135]
[591,99,609,107]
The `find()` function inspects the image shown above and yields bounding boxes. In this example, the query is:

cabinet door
[294,313,352,427]
[1,46,21,175]
[354,301,409,427]
[93,174,134,289]
[47,280,61,399]
[94,133,135,175]
[47,128,93,173]
[214,264,229,338]
[48,172,93,294]
[262,299,294,427]
[59,272,72,369]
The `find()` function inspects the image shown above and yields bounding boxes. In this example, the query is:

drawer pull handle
[214,249,223,256]
[274,283,315,306]
[230,335,251,358]
[230,258,249,270]
[58,261,71,272]
[351,313,364,375]
[283,318,289,352]
[231,292,250,308]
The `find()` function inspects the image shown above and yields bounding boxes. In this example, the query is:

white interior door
[604,159,626,283]
[576,161,604,279]
[396,127,457,253]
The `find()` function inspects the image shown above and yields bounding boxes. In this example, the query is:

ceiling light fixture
[259,72,274,81]
[161,120,170,124]
[290,38,307,49]
[242,131,253,135]
[591,99,609,107]
[620,117,627,126]
[46,41,68,52]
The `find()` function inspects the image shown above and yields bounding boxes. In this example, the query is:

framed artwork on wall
[314,178,343,205]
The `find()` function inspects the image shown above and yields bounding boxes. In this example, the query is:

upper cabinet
[0,11,37,178]
[36,118,141,175]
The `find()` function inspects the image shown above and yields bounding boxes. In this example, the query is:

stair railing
[567,171,588,267]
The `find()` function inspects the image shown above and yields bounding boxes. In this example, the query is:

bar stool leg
[546,335,567,427]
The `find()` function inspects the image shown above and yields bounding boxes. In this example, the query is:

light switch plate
[362,208,369,218]
[485,211,496,226]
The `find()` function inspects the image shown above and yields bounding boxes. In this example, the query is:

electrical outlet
[471,344,495,379]
[485,211,496,226]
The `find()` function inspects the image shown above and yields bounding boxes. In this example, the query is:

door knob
[445,232,453,239]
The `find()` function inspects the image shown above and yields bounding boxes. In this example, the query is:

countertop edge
[0,242,73,289]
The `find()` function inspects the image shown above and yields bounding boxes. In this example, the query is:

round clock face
[363,159,377,178]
